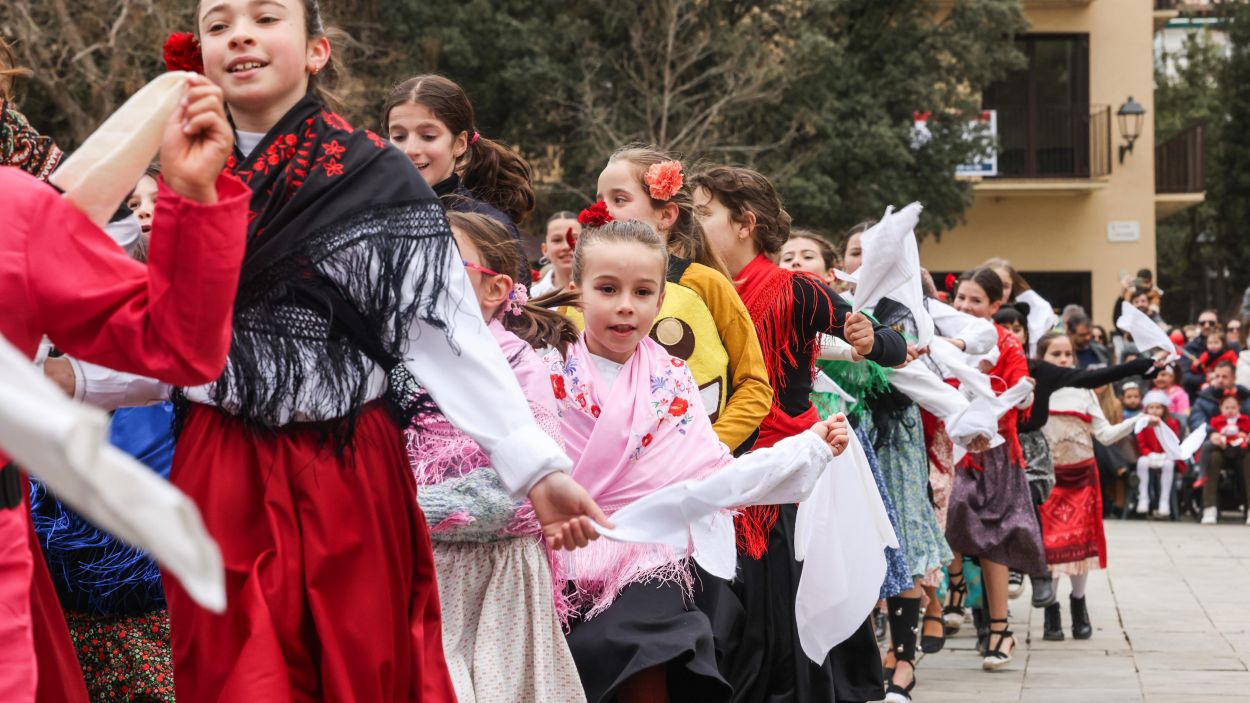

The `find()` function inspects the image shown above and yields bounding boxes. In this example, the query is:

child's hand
[1146,414,1161,426]
[161,75,234,204]
[810,414,851,456]
[844,312,876,357]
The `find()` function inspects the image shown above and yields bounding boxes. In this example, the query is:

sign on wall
[1107,221,1141,243]
[913,110,998,177]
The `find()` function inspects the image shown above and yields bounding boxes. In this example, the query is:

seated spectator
[1134,390,1183,518]
[1189,361,1250,431]
[1121,382,1143,420]
[1201,391,1250,526]
[1067,312,1111,369]
[1191,331,1239,384]
[1183,310,1221,399]
[1227,319,1242,351]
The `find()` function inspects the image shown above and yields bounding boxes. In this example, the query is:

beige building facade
[921,0,1203,325]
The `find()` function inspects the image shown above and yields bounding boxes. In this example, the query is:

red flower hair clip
[565,226,577,250]
[944,273,958,294]
[578,201,614,228]
[645,160,684,201]
[163,32,204,74]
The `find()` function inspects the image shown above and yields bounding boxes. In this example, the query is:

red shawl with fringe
[734,254,835,558]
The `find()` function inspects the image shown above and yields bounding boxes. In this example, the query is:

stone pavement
[913,518,1250,702]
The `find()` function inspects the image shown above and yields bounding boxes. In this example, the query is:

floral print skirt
[64,609,174,702]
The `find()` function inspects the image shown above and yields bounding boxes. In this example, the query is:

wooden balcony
[1155,124,1205,218]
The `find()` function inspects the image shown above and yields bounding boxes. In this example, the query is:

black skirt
[566,578,731,703]
[695,504,885,703]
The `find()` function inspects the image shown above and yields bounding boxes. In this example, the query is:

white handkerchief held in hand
[51,72,196,227]
[928,337,996,402]
[1135,415,1206,462]
[947,378,1033,465]
[851,202,924,315]
[1116,305,1178,361]
[0,332,225,613]
[794,431,897,662]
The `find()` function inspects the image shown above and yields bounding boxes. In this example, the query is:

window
[984,35,1093,178]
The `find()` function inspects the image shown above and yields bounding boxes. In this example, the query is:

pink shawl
[548,333,732,619]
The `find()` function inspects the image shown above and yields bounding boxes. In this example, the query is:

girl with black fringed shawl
[164,2,609,702]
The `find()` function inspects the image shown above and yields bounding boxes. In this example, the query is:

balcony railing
[1156,124,1205,194]
[986,103,1111,179]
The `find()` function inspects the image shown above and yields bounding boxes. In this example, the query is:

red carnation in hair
[577,201,614,228]
[944,273,957,293]
[163,32,204,74]
[565,226,577,250]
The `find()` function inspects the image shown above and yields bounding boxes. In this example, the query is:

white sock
[1135,458,1151,507]
[1070,573,1088,600]
[1158,462,1175,511]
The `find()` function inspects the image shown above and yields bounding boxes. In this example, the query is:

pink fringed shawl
[549,334,732,619]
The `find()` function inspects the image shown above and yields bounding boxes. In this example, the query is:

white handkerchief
[51,72,194,227]
[1134,415,1206,462]
[794,432,897,662]
[0,332,225,612]
[1116,305,1178,361]
[851,202,924,315]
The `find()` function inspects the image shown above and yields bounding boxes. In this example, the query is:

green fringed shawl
[812,358,894,421]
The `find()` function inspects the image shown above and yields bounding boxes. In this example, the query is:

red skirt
[164,403,455,703]
[1039,460,1106,569]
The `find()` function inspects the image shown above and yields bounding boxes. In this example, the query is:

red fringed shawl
[733,254,836,558]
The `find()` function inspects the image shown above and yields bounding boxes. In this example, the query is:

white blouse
[71,239,570,499]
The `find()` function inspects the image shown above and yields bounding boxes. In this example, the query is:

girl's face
[954,280,1002,320]
[693,187,752,263]
[779,237,834,283]
[1042,335,1075,367]
[126,175,159,235]
[387,101,467,187]
[574,241,666,364]
[1123,388,1142,409]
[1146,403,1167,419]
[198,0,328,131]
[543,218,579,277]
[596,160,675,238]
[1004,321,1027,349]
[842,232,863,275]
[1155,368,1174,388]
[452,225,510,321]
[993,267,1013,302]
[1091,327,1106,346]
[1207,336,1225,355]
[1221,397,1241,419]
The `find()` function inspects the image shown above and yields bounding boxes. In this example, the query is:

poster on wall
[913,110,998,177]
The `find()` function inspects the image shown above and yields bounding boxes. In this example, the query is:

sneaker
[1135,501,1149,515]
[1154,506,1171,520]
[1201,506,1218,525]
[1007,571,1024,599]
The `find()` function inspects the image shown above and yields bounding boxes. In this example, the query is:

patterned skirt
[863,406,953,580]
[858,425,912,599]
[946,444,1048,576]
[64,610,174,702]
[1039,460,1106,576]
[434,538,585,703]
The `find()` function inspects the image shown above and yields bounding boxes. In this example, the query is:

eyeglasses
[463,260,502,277]
[1199,319,1218,327]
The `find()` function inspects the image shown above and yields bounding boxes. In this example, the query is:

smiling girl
[174,2,606,700]
[551,219,852,703]
[531,211,579,297]
[384,73,534,275]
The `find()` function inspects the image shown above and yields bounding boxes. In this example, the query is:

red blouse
[987,323,1031,466]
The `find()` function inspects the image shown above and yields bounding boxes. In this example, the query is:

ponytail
[462,136,536,224]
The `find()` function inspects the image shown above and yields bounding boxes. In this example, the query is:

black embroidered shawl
[204,94,451,437]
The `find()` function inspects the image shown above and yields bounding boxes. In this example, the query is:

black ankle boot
[885,597,920,702]
[1043,602,1065,641]
[972,606,990,656]
[1070,596,1092,640]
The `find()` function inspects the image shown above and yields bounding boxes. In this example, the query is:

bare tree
[565,0,802,160]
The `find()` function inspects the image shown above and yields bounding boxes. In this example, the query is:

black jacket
[1189,384,1250,431]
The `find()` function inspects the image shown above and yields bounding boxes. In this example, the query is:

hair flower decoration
[644,160,684,201]
[944,273,958,294]
[163,32,204,74]
[578,200,614,228]
[504,283,529,317]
